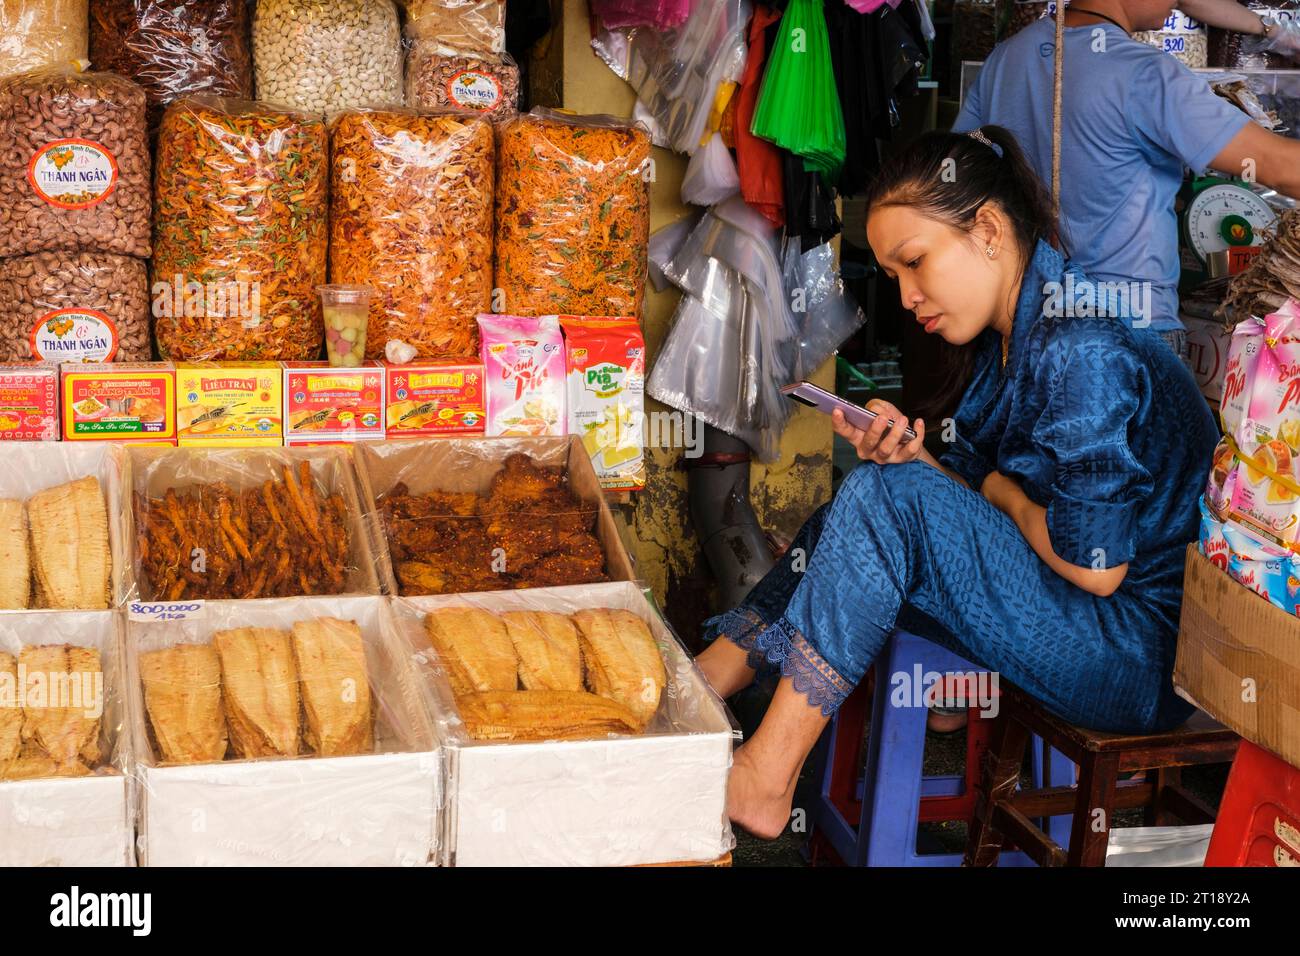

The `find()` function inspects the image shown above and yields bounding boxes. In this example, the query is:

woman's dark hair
[863,125,1061,418]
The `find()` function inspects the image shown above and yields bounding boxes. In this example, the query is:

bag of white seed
[1133,9,1208,69]
[253,0,403,114]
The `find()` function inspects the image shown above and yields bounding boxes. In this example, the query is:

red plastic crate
[1204,740,1300,867]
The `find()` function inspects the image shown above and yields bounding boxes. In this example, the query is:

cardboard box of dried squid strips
[125,595,441,866]
[119,445,382,603]
[177,362,284,447]
[0,611,134,867]
[351,436,636,598]
[284,361,385,446]
[391,581,737,867]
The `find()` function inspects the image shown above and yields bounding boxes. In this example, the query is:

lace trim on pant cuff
[753,617,854,717]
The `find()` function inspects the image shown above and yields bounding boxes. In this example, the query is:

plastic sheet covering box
[395,580,737,867]
[353,436,637,596]
[1175,544,1300,768]
[126,596,441,866]
[0,610,133,866]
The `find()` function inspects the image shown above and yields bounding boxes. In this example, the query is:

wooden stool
[964,682,1240,867]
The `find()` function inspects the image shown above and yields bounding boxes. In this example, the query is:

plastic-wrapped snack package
[0,610,133,866]
[0,252,150,363]
[406,49,520,119]
[125,595,441,866]
[478,314,567,437]
[153,96,327,361]
[592,0,750,156]
[89,0,253,132]
[122,445,380,602]
[402,0,506,51]
[329,110,494,360]
[495,109,651,318]
[390,580,737,867]
[0,0,88,81]
[0,442,128,611]
[352,436,635,597]
[253,0,402,114]
[0,66,150,258]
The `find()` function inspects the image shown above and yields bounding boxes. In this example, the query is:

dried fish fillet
[0,756,93,781]
[17,645,103,767]
[501,611,582,691]
[424,607,517,697]
[573,609,666,729]
[0,499,29,609]
[0,652,19,768]
[140,644,227,764]
[291,617,372,757]
[27,477,110,609]
[213,628,300,758]
[458,690,642,741]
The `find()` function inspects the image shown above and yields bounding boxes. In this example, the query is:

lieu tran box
[284,362,384,446]
[61,362,176,444]
[177,362,283,447]
[0,363,58,441]
[384,361,485,438]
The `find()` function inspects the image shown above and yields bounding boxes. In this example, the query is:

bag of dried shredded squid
[152,96,328,361]
[329,109,495,360]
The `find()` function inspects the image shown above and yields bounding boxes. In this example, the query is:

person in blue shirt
[953,0,1300,357]
[693,125,1219,840]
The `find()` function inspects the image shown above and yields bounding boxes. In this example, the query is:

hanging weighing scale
[1179,175,1277,289]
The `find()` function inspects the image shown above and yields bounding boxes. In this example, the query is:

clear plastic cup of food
[318,285,372,368]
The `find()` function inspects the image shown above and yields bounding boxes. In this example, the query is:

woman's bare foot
[726,744,797,840]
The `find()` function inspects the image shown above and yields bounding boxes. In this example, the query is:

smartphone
[781,381,918,443]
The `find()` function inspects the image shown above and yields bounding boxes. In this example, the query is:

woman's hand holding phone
[832,399,926,465]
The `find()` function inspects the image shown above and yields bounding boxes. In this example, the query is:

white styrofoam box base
[450,732,732,868]
[140,751,438,867]
[0,775,132,867]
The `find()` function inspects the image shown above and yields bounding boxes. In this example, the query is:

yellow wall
[532,0,834,605]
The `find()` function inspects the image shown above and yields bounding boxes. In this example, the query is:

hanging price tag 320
[128,600,206,623]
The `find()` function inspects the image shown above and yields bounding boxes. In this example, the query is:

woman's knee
[838,460,941,512]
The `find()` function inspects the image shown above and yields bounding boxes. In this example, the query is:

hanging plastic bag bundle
[750,0,845,177]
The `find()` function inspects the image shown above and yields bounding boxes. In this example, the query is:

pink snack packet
[477,314,567,437]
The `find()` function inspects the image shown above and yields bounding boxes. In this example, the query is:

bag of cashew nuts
[0,251,150,363]
[253,0,403,114]
[89,0,254,133]
[0,66,151,259]
[153,96,328,362]
[330,109,494,360]
[406,49,520,120]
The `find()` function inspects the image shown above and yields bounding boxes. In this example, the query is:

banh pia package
[121,445,382,602]
[477,314,566,437]
[560,316,646,492]
[0,442,129,610]
[125,595,440,866]
[352,436,636,598]
[0,610,133,866]
[392,580,737,867]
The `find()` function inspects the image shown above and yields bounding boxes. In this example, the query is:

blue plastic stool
[807,629,1074,866]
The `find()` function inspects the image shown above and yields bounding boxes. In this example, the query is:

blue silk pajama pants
[703,461,1194,734]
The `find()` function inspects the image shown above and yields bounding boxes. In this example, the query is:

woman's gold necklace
[1001,336,1009,368]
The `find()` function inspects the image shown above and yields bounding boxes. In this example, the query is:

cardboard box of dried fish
[394,581,738,867]
[0,442,128,611]
[0,611,133,867]
[353,437,636,597]
[125,595,441,866]
[121,445,382,601]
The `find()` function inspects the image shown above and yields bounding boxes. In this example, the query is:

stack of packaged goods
[0,49,154,441]
[1201,302,1300,614]
[402,0,519,121]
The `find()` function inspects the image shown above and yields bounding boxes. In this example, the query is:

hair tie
[967,128,1003,158]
